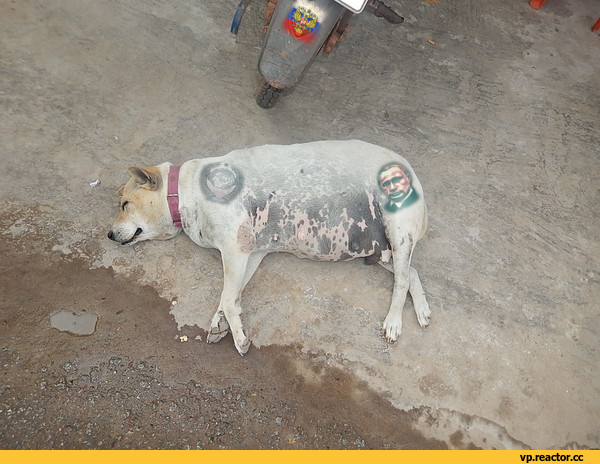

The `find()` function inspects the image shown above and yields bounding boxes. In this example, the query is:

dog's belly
[242,189,392,263]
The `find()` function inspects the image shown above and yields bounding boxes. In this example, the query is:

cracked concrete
[1,0,599,449]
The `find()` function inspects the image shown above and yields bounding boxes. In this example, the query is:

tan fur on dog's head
[108,164,182,245]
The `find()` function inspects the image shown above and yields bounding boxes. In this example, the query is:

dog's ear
[116,186,124,196]
[127,167,161,191]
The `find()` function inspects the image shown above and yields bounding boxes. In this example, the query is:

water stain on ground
[50,310,98,335]
[0,237,446,449]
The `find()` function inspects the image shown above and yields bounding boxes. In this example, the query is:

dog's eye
[121,201,129,211]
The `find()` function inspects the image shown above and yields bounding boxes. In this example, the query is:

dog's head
[108,164,182,245]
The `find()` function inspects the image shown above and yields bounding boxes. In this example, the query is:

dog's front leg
[208,252,251,355]
[207,311,230,344]
[207,252,267,349]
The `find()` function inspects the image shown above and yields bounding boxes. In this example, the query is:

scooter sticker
[286,1,322,40]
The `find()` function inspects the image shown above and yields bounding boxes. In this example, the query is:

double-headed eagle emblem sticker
[286,1,321,39]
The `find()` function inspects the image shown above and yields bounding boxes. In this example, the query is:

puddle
[50,310,98,335]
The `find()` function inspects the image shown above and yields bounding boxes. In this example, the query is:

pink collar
[167,166,182,228]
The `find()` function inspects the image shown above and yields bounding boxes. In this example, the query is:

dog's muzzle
[107,228,142,245]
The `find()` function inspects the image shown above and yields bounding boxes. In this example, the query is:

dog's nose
[107,231,115,241]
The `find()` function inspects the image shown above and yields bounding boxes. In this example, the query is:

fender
[231,0,404,107]
[259,0,346,88]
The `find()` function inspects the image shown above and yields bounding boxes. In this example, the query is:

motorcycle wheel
[256,80,281,109]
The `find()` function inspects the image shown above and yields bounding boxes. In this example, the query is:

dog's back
[181,140,426,264]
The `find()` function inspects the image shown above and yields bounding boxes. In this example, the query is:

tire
[256,80,282,108]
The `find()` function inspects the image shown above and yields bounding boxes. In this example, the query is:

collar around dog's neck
[167,165,182,228]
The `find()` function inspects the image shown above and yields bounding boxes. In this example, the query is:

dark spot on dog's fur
[364,250,382,265]
[242,187,391,261]
[318,235,332,255]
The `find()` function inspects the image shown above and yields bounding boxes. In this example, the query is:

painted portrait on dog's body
[378,163,419,212]
[108,140,430,356]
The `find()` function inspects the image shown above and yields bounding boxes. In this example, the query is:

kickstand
[368,0,404,24]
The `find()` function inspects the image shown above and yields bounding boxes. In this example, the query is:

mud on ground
[0,236,446,450]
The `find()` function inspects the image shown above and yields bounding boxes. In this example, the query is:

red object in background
[529,0,599,33]
[529,0,547,9]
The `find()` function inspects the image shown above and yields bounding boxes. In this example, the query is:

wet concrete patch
[50,310,98,335]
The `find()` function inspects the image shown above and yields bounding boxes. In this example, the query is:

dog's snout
[107,228,143,245]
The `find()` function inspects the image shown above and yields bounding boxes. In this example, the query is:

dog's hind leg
[378,260,431,330]
[377,260,394,273]
[409,266,431,327]
[382,236,412,342]
[208,252,252,355]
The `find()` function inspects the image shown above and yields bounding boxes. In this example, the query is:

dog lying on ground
[108,140,431,355]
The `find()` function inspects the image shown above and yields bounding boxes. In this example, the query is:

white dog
[108,140,430,355]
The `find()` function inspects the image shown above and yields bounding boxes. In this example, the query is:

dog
[108,140,431,355]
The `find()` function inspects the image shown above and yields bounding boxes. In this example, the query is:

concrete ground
[1,0,599,449]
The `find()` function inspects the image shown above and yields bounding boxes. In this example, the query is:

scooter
[231,0,403,108]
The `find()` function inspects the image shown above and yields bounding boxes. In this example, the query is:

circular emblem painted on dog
[201,162,243,203]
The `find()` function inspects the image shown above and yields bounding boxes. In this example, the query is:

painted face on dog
[378,164,418,212]
[108,166,182,245]
[380,165,410,199]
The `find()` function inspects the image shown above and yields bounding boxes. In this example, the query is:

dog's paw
[207,311,230,344]
[233,329,250,356]
[382,316,402,342]
[207,330,229,344]
[415,302,431,328]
